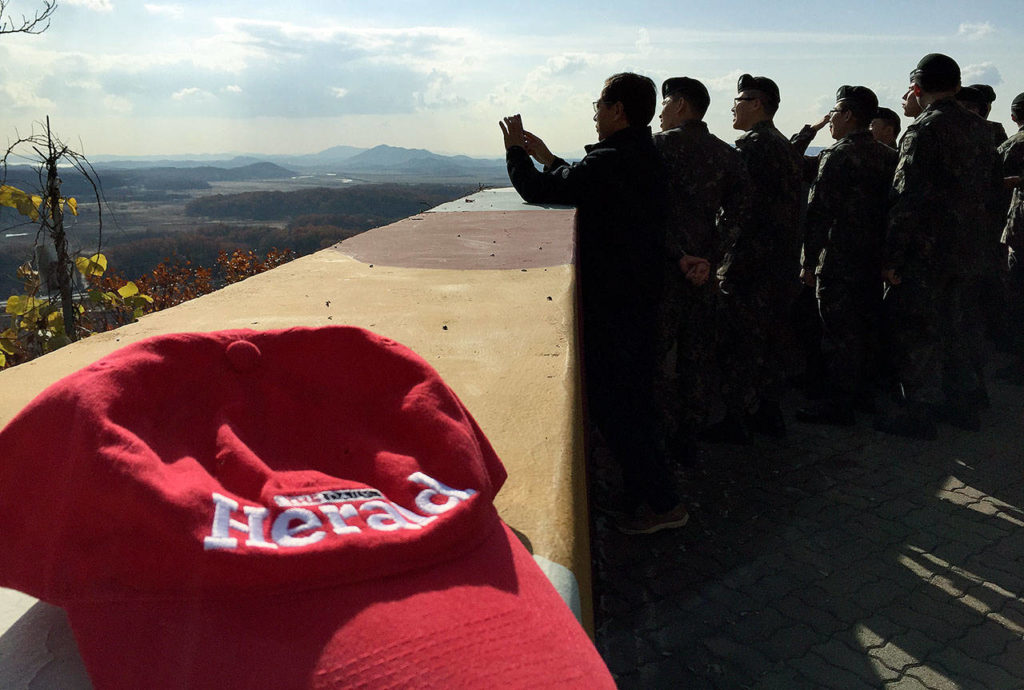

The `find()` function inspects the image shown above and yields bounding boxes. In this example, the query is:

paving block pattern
[592,368,1024,689]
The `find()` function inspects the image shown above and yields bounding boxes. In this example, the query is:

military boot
[748,399,786,438]
[795,398,856,426]
[698,411,753,445]
[873,402,937,440]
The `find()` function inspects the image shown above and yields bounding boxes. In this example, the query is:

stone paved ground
[591,365,1024,689]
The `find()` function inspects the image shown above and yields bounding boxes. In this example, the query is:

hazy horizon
[0,1,1021,160]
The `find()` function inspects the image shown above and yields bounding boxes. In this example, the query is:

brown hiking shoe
[614,503,690,535]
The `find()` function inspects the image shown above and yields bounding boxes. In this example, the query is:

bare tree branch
[2,117,106,343]
[0,0,56,36]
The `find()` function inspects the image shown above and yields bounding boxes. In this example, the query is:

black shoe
[795,400,856,426]
[748,400,786,437]
[873,409,937,440]
[962,387,990,411]
[937,400,982,432]
[854,392,877,414]
[994,363,1024,383]
[698,413,752,445]
[614,502,690,535]
[670,431,699,467]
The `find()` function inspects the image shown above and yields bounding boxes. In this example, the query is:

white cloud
[64,0,114,11]
[171,87,209,101]
[962,62,1003,86]
[541,54,592,78]
[144,4,184,19]
[415,69,465,110]
[704,70,745,93]
[636,28,651,56]
[958,22,994,40]
[331,87,349,99]
[103,94,133,114]
[223,84,242,94]
[1,81,56,111]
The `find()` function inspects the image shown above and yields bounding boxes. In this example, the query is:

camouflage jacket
[886,97,1004,276]
[721,119,803,285]
[999,127,1024,251]
[652,120,751,266]
[789,125,826,182]
[988,120,1009,148]
[802,130,898,282]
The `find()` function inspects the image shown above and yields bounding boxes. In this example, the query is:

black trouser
[884,269,982,405]
[817,279,881,399]
[582,308,678,513]
[1007,251,1024,362]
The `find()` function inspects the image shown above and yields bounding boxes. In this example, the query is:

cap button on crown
[225,339,261,372]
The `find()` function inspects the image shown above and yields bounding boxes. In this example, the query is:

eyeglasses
[733,96,758,104]
[592,100,605,113]
[828,108,848,116]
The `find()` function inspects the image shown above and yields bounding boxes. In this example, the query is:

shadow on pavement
[592,366,1024,689]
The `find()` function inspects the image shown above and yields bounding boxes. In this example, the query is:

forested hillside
[185,183,473,221]
[1,182,477,295]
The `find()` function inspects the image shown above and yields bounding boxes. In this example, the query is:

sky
[0,0,1021,160]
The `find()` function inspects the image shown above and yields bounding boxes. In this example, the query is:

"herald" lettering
[203,472,477,551]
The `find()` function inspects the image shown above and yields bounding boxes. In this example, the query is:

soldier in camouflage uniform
[876,54,1005,439]
[870,107,901,149]
[794,86,898,426]
[958,84,1010,147]
[995,92,1024,383]
[652,77,751,452]
[789,114,831,182]
[958,85,1013,353]
[712,73,803,440]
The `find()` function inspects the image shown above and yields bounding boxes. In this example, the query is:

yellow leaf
[0,185,31,212]
[47,310,63,327]
[66,197,78,216]
[0,185,41,221]
[117,282,139,298]
[0,351,5,367]
[5,295,40,316]
[75,253,108,277]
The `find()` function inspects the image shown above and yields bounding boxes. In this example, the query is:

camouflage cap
[910,53,960,84]
[967,84,997,103]
[874,107,901,127]
[836,85,878,114]
[956,85,987,106]
[737,73,780,105]
[662,77,710,114]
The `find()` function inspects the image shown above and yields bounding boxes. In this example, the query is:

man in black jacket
[499,72,688,534]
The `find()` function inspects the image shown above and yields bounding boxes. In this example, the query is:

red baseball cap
[0,327,614,689]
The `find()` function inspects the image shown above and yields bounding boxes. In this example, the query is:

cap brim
[64,521,613,689]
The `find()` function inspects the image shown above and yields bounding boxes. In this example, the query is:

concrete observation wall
[0,188,590,687]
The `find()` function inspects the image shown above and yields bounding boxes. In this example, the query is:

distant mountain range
[89,144,508,180]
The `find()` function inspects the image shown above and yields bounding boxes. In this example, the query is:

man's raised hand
[500,114,526,151]
[523,130,555,166]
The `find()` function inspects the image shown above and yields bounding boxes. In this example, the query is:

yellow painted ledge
[0,189,592,686]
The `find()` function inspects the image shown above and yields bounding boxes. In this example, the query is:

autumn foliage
[2,246,296,370]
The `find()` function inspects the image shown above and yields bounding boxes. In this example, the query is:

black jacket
[505,125,668,328]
